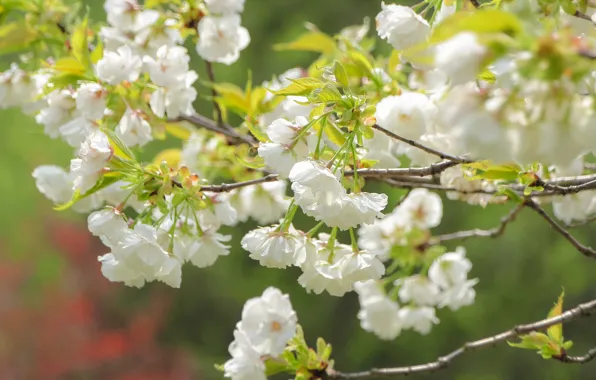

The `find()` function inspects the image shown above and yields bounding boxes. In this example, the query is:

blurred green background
[1,0,595,379]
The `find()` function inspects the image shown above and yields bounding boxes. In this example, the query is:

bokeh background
[1,0,595,379]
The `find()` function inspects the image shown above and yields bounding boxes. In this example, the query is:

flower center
[270,321,282,332]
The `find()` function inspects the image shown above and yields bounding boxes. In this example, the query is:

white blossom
[95,45,142,85]
[237,182,290,224]
[205,0,245,14]
[196,14,250,65]
[266,117,308,145]
[180,232,231,268]
[428,247,472,288]
[397,188,443,230]
[258,140,309,178]
[35,90,76,138]
[397,275,441,306]
[32,165,74,205]
[238,287,297,356]
[116,108,153,147]
[398,306,439,335]
[98,253,145,288]
[241,226,307,268]
[143,45,190,87]
[87,208,129,247]
[149,71,198,118]
[438,279,478,311]
[435,32,487,85]
[354,280,402,340]
[76,83,108,121]
[224,329,266,380]
[376,3,430,51]
[374,93,436,140]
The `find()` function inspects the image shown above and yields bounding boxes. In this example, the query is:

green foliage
[508,291,574,359]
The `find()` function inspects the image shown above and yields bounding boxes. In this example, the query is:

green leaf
[71,16,92,71]
[431,10,522,43]
[52,57,86,74]
[508,332,551,350]
[235,154,266,170]
[325,123,346,147]
[264,357,293,376]
[562,340,574,350]
[90,40,104,64]
[102,128,136,161]
[332,61,349,87]
[210,82,250,115]
[547,291,565,344]
[308,84,343,104]
[270,77,326,96]
[55,175,120,211]
[0,21,37,55]
[48,72,87,88]
[246,120,269,143]
[273,30,336,55]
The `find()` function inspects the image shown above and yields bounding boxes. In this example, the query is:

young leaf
[273,30,336,55]
[507,332,551,350]
[431,10,522,43]
[71,16,92,70]
[165,123,193,140]
[270,77,326,96]
[235,154,266,170]
[332,61,350,88]
[102,128,136,161]
[547,291,565,344]
[153,148,182,168]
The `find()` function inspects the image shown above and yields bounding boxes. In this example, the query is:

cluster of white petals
[198,0,250,64]
[289,160,388,230]
[224,287,297,379]
[355,247,476,339]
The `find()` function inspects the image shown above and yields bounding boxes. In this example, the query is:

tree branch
[175,113,258,147]
[431,203,524,244]
[328,298,596,379]
[524,199,596,259]
[371,124,472,164]
[553,348,596,364]
[204,60,225,128]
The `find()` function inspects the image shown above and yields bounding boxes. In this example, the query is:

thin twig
[524,199,596,259]
[345,160,461,178]
[573,10,593,22]
[371,124,472,164]
[204,60,225,128]
[328,298,596,379]
[200,175,278,192]
[432,203,524,244]
[175,113,258,147]
[553,348,596,364]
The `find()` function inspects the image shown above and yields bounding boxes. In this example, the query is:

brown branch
[431,203,524,244]
[328,298,596,379]
[200,174,279,193]
[204,60,225,128]
[524,199,596,259]
[553,348,596,364]
[346,160,461,178]
[175,113,258,147]
[371,124,472,164]
[573,10,593,22]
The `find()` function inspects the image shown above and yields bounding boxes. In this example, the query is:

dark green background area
[1,1,595,379]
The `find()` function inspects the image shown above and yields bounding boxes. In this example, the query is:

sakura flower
[196,14,250,65]
[205,0,245,14]
[224,329,266,380]
[116,108,153,147]
[238,287,297,356]
[438,279,478,311]
[397,188,443,230]
[337,192,388,230]
[75,83,107,121]
[398,306,439,335]
[0,63,37,109]
[397,275,441,306]
[258,140,309,178]
[241,226,307,268]
[95,45,142,85]
[266,117,308,145]
[298,240,354,296]
[87,208,129,247]
[336,250,386,284]
[552,192,596,224]
[143,45,190,87]
[35,90,76,138]
[78,130,113,170]
[98,253,145,288]
[428,247,472,288]
[237,181,290,224]
[32,165,74,205]
[354,280,402,340]
[374,93,436,140]
[149,71,198,118]
[104,0,159,33]
[179,232,231,268]
[155,255,183,288]
[376,3,430,51]
[289,159,346,214]
[435,32,487,85]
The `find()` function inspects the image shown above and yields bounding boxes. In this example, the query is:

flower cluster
[355,247,477,340]
[197,0,250,64]
[223,287,297,380]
